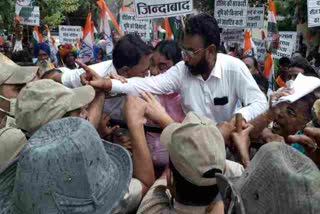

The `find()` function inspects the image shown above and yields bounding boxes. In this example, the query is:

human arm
[234,61,268,121]
[86,91,105,129]
[140,92,175,128]
[75,62,105,129]
[61,60,115,88]
[97,114,120,138]
[287,127,320,167]
[89,62,185,95]
[217,121,236,147]
[231,124,254,168]
[123,95,155,196]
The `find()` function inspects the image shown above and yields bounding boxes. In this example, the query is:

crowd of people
[0,13,320,213]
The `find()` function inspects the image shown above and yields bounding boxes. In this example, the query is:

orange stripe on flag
[264,53,273,78]
[83,12,92,39]
[269,0,277,17]
[243,31,252,57]
[33,26,43,43]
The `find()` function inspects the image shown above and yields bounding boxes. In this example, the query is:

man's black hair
[169,160,220,206]
[154,40,182,64]
[300,91,318,122]
[185,14,220,49]
[112,34,152,70]
[253,74,268,94]
[290,56,318,77]
[11,50,32,64]
[279,57,291,66]
[41,69,62,80]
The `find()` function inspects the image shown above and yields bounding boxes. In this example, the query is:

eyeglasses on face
[181,47,204,58]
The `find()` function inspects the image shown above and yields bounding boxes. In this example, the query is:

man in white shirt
[45,34,152,120]
[86,14,267,123]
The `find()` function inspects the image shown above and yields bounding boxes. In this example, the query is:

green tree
[0,0,15,33]
[37,0,87,28]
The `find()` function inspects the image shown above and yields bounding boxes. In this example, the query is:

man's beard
[38,59,51,72]
[185,56,210,76]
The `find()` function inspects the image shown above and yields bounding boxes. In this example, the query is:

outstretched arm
[123,95,155,196]
[89,62,185,96]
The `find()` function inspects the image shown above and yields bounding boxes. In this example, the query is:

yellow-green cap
[0,127,27,168]
[160,112,225,186]
[15,79,95,133]
[0,53,37,85]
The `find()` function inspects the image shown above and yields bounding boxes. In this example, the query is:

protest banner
[247,7,264,29]
[214,0,248,28]
[133,0,193,19]
[252,39,267,62]
[20,6,40,26]
[272,31,297,59]
[15,0,35,15]
[120,12,151,41]
[307,0,320,27]
[59,26,82,45]
[220,29,244,46]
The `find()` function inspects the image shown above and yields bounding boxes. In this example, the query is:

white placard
[221,29,244,43]
[16,0,32,13]
[214,0,248,28]
[15,0,34,15]
[252,39,267,62]
[247,7,264,28]
[20,6,40,26]
[59,26,82,45]
[120,12,151,41]
[134,0,193,19]
[272,31,297,59]
[307,0,320,27]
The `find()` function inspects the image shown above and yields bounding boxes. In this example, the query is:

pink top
[146,93,185,171]
[159,93,185,123]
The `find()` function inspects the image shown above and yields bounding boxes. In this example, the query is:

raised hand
[231,124,254,168]
[140,92,174,128]
[288,127,320,166]
[75,60,102,85]
[97,113,119,138]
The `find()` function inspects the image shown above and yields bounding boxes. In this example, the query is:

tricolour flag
[243,30,256,57]
[162,17,174,40]
[264,52,274,79]
[168,17,183,42]
[96,0,122,35]
[79,12,94,63]
[45,25,58,63]
[267,0,279,50]
[33,26,43,44]
[96,0,121,56]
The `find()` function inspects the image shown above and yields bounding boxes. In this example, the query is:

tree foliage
[37,0,87,28]
[0,0,15,32]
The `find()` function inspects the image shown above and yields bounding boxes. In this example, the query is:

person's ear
[206,44,217,60]
[117,66,130,78]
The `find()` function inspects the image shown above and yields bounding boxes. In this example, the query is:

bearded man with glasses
[83,14,268,125]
